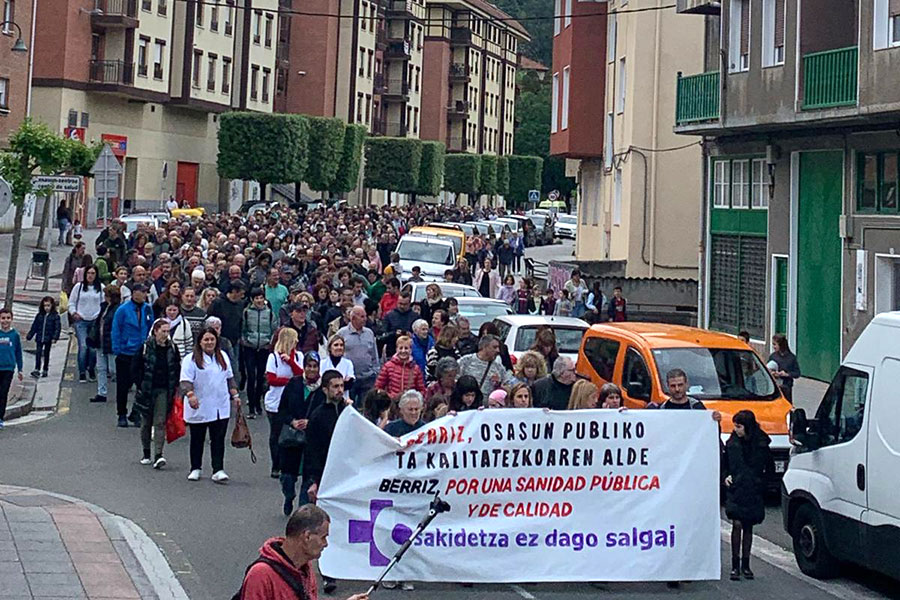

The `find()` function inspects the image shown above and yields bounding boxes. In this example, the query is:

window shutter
[740,0,750,54]
[891,0,900,16]
[774,0,785,47]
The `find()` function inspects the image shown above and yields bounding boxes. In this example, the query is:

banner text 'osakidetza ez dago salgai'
[318,408,721,582]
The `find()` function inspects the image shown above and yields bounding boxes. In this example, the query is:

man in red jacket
[239,504,369,600]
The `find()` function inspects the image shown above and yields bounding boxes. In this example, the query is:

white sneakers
[153,457,167,469]
[140,458,152,466]
[187,469,202,481]
[401,582,415,591]
[382,582,414,591]
[211,470,230,484]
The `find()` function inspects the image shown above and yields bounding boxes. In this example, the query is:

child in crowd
[540,287,557,316]
[554,289,573,317]
[72,219,83,241]
[26,296,61,378]
[0,307,24,429]
[516,278,535,315]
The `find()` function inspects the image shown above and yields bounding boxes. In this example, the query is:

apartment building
[550,0,704,281]
[31,0,277,216]
[420,0,528,155]
[0,0,34,146]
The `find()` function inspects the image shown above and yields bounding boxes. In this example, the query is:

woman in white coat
[180,327,239,483]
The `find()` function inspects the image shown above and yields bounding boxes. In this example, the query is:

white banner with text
[318,408,721,582]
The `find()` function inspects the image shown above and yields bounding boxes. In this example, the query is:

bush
[364,137,422,193]
[305,116,346,191]
[496,156,510,196]
[507,155,543,205]
[218,112,307,185]
[330,124,367,195]
[443,154,481,196]
[416,141,446,197]
[479,155,498,196]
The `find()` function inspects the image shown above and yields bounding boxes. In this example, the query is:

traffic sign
[90,145,123,176]
[528,189,540,202]
[91,144,123,225]
[32,176,82,193]
[0,177,12,216]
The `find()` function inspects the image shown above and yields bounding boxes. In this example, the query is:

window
[67,109,77,128]
[196,0,204,26]
[732,159,750,208]
[253,11,261,44]
[366,95,372,125]
[874,0,900,49]
[262,68,270,102]
[211,1,219,30]
[367,50,373,78]
[158,0,167,16]
[554,0,561,35]
[604,112,614,170]
[192,50,203,88]
[225,0,234,35]
[582,337,620,382]
[153,40,165,79]
[751,159,770,208]
[564,0,571,28]
[141,0,151,12]
[622,348,652,401]
[709,235,767,337]
[138,37,150,77]
[713,160,731,208]
[857,152,900,213]
[222,58,231,94]
[729,0,750,72]
[550,72,559,134]
[613,168,622,225]
[0,78,8,111]
[617,58,626,113]
[265,14,273,47]
[250,65,259,100]
[356,93,363,123]
[413,107,418,134]
[361,1,368,30]
[653,347,777,399]
[207,55,217,91]
[763,0,785,66]
[359,47,365,76]
[815,367,869,446]
[561,67,570,130]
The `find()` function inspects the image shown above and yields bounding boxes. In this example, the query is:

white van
[783,311,900,581]
[395,235,457,282]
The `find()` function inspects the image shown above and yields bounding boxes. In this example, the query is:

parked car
[496,216,537,247]
[526,211,556,245]
[409,226,466,262]
[395,235,457,282]
[554,214,578,239]
[120,213,166,234]
[400,282,481,304]
[784,311,900,581]
[455,297,513,330]
[237,201,280,216]
[576,322,792,487]
[170,206,205,218]
[436,222,477,237]
[492,315,589,364]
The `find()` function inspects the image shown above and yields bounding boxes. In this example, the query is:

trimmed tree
[330,124,367,196]
[217,112,308,198]
[364,138,422,201]
[415,141,446,199]
[507,155,543,205]
[443,154,481,205]
[479,155,498,197]
[496,155,510,197]
[305,116,346,193]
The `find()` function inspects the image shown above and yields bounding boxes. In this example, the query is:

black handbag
[278,374,314,448]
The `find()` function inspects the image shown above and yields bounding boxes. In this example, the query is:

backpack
[232,556,310,600]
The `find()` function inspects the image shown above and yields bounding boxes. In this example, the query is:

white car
[120,213,166,234]
[456,297,513,330]
[554,214,578,239]
[395,235,457,282]
[491,315,589,363]
[400,282,481,304]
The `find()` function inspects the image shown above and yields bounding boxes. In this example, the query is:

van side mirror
[790,408,819,449]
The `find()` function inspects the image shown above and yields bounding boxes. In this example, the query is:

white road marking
[719,520,883,600]
[509,584,536,599]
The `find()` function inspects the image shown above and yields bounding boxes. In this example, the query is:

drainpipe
[26,0,37,117]
[647,0,663,278]
[698,138,709,327]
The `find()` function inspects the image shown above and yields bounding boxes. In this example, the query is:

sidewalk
[0,485,188,600]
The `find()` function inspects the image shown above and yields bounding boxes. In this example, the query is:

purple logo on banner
[348,499,413,566]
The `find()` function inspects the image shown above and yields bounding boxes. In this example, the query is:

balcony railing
[801,46,858,110]
[384,78,409,98]
[373,72,386,92]
[675,71,719,125]
[448,136,467,152]
[89,60,135,85]
[385,39,411,60]
[447,99,470,116]
[388,0,413,14]
[449,62,469,81]
[450,27,472,46]
[91,0,139,28]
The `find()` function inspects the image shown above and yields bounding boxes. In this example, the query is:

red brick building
[0,0,34,145]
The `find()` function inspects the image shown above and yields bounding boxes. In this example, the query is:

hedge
[443,153,481,196]
[496,156,510,196]
[305,116,346,191]
[479,155,498,196]
[507,155,543,205]
[217,112,308,185]
[330,124,367,195]
[364,137,422,193]
[416,141,446,197]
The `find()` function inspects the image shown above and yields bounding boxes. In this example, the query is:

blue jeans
[96,352,113,396]
[572,302,586,318]
[57,219,70,244]
[73,319,97,375]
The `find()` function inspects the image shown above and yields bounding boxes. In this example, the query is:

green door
[797,151,843,381]
[774,256,788,336]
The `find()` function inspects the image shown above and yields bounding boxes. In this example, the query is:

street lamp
[0,21,27,53]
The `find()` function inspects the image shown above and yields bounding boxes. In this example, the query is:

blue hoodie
[111,299,154,356]
[411,333,433,380]
[0,328,23,372]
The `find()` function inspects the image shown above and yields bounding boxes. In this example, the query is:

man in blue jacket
[111,284,153,428]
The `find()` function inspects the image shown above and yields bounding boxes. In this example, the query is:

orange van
[576,322,793,478]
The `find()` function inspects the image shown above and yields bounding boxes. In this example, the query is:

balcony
[449,62,469,82]
[91,0,139,29]
[675,71,719,125]
[373,72,386,93]
[448,136,467,152]
[387,0,413,15]
[675,0,721,14]
[801,46,858,110]
[385,39,411,61]
[450,27,472,46]
[386,121,408,137]
[375,24,387,49]
[89,60,135,86]
[447,99,470,119]
[383,78,409,101]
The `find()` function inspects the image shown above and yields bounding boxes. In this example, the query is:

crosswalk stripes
[11,302,39,321]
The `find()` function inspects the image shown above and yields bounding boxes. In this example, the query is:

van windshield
[397,240,455,266]
[652,347,779,400]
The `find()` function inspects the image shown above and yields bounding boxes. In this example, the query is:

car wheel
[791,504,839,579]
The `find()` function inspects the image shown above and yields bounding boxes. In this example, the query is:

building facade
[31,0,277,215]
[675,0,900,380]
[0,0,34,145]
[551,0,704,280]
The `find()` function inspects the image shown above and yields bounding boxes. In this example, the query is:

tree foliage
[488,0,552,66]
[330,124,367,195]
[443,154,481,196]
[507,155,543,205]
[66,140,103,178]
[479,155,498,196]
[364,137,422,193]
[496,156,510,196]
[416,141,446,197]
[217,112,308,186]
[305,116,346,192]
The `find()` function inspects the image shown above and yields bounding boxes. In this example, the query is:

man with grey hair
[338,305,379,407]
[384,389,425,437]
[454,316,478,356]
[238,503,369,600]
[456,334,514,401]
[532,356,578,411]
[204,316,237,373]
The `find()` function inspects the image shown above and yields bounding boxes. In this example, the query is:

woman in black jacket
[93,285,121,403]
[136,319,181,469]
[448,375,483,412]
[724,410,773,581]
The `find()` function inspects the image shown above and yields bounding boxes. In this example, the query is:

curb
[3,378,37,420]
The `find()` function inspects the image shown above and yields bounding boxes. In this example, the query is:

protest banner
[318,408,721,582]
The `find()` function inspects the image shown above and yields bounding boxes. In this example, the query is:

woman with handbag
[180,327,239,484]
[137,319,181,469]
[263,328,304,479]
[68,265,104,383]
[275,352,325,516]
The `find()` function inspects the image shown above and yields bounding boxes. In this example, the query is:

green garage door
[797,151,843,381]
